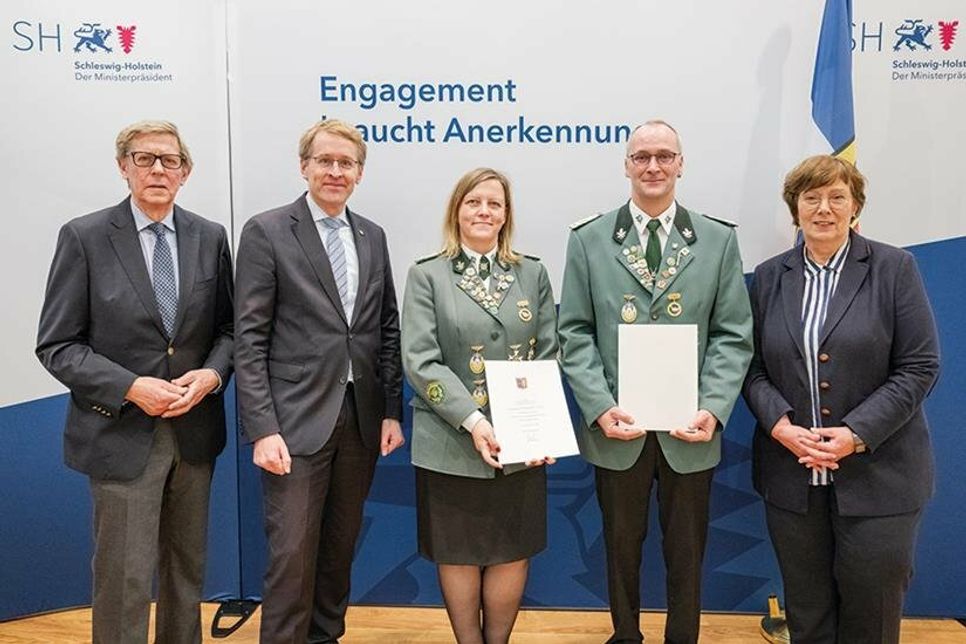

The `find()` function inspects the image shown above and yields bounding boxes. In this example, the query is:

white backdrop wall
[3,0,965,620]
[2,0,233,407]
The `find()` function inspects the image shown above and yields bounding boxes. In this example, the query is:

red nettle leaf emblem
[117,25,136,54]
[938,21,959,51]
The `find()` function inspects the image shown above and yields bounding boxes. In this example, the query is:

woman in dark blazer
[743,155,939,644]
[401,168,558,644]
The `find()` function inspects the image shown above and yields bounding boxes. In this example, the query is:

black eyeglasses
[627,151,679,167]
[129,151,185,169]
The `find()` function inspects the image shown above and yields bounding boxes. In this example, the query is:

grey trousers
[766,486,923,644]
[89,422,214,644]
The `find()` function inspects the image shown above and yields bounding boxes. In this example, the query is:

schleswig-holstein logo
[894,19,933,51]
[938,21,959,51]
[9,18,172,84]
[73,23,113,53]
[71,23,137,54]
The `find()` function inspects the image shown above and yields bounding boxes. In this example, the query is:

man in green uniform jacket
[558,120,753,644]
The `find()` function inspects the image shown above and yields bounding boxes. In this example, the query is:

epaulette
[415,252,442,264]
[521,252,541,261]
[702,214,739,228]
[570,213,603,230]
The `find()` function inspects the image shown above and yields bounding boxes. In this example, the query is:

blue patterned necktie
[149,222,177,337]
[320,217,350,309]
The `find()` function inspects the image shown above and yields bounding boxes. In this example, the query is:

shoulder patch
[701,214,739,228]
[570,213,603,230]
[415,252,443,264]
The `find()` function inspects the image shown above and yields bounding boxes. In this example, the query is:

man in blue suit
[37,120,234,643]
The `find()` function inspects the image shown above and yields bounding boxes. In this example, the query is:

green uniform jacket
[558,202,753,473]
[402,251,559,478]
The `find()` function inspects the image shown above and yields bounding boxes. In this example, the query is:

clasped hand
[124,369,220,418]
[771,415,855,470]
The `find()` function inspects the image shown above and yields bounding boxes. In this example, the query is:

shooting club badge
[667,292,683,318]
[469,345,485,374]
[426,381,445,405]
[472,379,488,407]
[517,300,533,322]
[621,295,638,323]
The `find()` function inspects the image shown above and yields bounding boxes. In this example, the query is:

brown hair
[115,120,192,168]
[298,119,366,165]
[783,155,866,226]
[441,168,520,265]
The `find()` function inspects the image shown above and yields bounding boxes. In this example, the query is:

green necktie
[645,219,662,274]
[478,255,491,280]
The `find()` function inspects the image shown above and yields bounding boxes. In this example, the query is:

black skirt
[415,465,547,566]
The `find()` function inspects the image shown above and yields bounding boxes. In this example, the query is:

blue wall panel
[3,239,964,620]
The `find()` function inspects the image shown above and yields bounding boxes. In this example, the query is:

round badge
[426,381,445,404]
[469,354,485,375]
[621,301,638,323]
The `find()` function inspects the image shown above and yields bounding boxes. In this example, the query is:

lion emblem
[894,19,933,51]
[73,23,113,53]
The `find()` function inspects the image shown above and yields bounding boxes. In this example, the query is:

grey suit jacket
[36,197,234,481]
[743,232,939,516]
[234,194,403,453]
[402,251,558,478]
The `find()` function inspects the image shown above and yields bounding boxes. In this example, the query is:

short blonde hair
[115,120,192,168]
[783,155,866,226]
[441,168,520,265]
[298,119,366,165]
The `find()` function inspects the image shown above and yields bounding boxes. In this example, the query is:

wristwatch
[851,431,867,454]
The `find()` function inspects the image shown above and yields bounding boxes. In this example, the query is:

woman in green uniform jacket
[402,168,558,644]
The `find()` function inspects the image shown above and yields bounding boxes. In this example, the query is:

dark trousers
[259,386,379,644]
[595,433,713,644]
[765,486,922,644]
[89,422,213,644]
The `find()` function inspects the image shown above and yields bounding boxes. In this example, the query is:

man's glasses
[310,156,360,171]
[627,151,679,167]
[129,151,185,170]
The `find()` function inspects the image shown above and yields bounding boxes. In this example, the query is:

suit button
[819,381,830,390]
[167,346,175,356]
[491,331,499,340]
[651,313,659,320]
[820,407,831,417]
[818,353,829,363]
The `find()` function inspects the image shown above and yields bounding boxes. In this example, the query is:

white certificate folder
[618,324,698,431]
[484,360,579,465]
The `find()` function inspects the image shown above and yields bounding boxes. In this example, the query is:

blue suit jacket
[36,198,235,481]
[743,232,939,516]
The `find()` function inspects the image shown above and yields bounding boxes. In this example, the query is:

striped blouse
[801,238,851,486]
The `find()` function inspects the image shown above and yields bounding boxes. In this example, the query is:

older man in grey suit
[235,119,404,643]
[36,120,234,644]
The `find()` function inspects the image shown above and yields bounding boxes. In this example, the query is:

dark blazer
[743,232,939,516]
[234,194,403,453]
[36,197,234,481]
